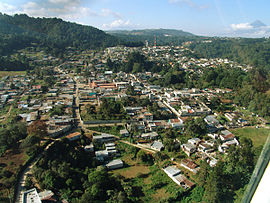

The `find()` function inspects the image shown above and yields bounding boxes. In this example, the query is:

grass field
[231,127,270,148]
[0,71,26,78]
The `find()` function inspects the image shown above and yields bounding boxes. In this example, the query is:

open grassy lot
[111,142,185,202]
[0,71,26,78]
[231,127,270,148]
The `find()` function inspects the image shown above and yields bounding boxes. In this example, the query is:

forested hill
[189,38,270,70]
[0,13,119,57]
[107,29,198,46]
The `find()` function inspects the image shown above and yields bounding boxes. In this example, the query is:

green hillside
[0,13,119,57]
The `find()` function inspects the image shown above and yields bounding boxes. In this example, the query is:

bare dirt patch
[152,188,170,201]
[0,148,26,173]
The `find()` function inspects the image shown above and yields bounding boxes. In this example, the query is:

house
[163,166,195,189]
[95,150,109,162]
[204,115,220,126]
[150,141,164,151]
[84,143,94,152]
[106,159,124,170]
[173,174,195,189]
[220,130,235,142]
[144,112,153,121]
[180,159,200,174]
[168,118,184,128]
[181,143,196,156]
[207,133,218,139]
[105,142,115,148]
[224,113,236,122]
[198,142,211,153]
[38,190,54,201]
[92,133,115,143]
[66,132,81,141]
[163,165,181,179]
[209,158,218,167]
[204,115,224,132]
[188,138,201,146]
[120,129,129,137]
[141,132,159,140]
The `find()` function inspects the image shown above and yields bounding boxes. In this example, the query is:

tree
[184,117,207,138]
[27,120,48,139]
[136,150,152,164]
[20,135,40,148]
[126,85,136,96]
[203,170,221,203]
[197,160,211,187]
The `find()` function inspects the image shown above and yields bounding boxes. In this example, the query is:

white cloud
[101,8,122,19]
[48,0,81,8]
[102,19,138,29]
[168,0,209,10]
[230,23,253,30]
[48,0,80,4]
[22,1,48,17]
[17,0,97,20]
[0,0,125,28]
[0,2,18,14]
[57,6,97,20]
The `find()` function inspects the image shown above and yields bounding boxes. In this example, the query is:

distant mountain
[107,29,197,46]
[250,20,266,28]
[0,13,119,57]
[107,28,194,37]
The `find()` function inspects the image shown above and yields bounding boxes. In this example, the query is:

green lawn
[231,127,270,148]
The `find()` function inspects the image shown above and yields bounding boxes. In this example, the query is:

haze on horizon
[0,0,269,38]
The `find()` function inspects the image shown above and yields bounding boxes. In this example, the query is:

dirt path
[3,105,13,122]
[119,140,156,154]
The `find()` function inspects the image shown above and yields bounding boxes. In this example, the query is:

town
[0,44,268,203]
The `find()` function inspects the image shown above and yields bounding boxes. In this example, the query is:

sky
[0,0,269,37]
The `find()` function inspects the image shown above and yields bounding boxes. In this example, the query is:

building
[168,118,184,128]
[106,159,124,170]
[84,143,94,152]
[163,165,181,179]
[66,132,81,141]
[150,141,164,151]
[220,130,235,142]
[181,143,196,156]
[141,132,159,140]
[38,190,54,201]
[188,138,201,146]
[163,166,195,189]
[92,133,115,143]
[180,159,200,174]
[120,129,129,137]
[95,150,109,162]
[143,112,153,121]
[22,188,42,203]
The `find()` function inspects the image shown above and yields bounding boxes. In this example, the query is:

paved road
[15,141,55,203]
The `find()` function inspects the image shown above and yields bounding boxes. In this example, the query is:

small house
[106,159,124,170]
[181,143,196,156]
[120,129,129,137]
[84,143,94,152]
[180,159,199,174]
[188,138,201,146]
[150,141,164,151]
